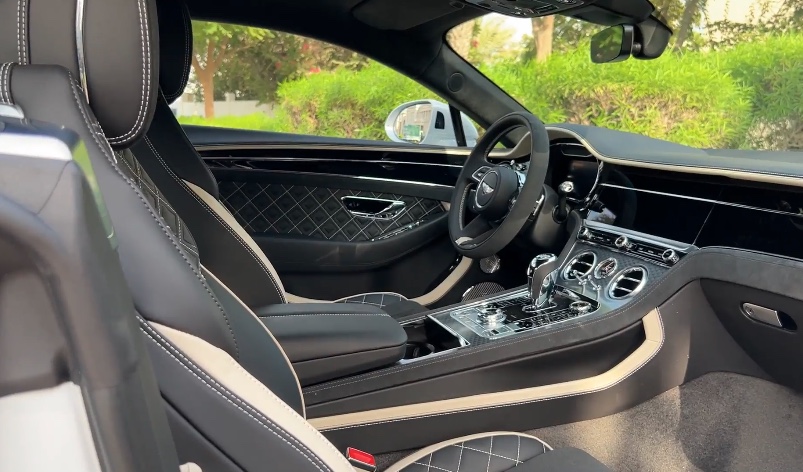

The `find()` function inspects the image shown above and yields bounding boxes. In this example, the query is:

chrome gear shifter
[528,253,558,308]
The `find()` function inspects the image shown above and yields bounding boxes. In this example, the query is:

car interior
[2,0,803,471]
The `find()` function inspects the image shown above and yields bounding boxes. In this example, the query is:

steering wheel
[449,112,550,259]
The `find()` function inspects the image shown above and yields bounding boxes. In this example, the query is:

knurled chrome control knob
[662,248,680,265]
[569,301,593,315]
[578,227,591,240]
[477,307,506,325]
[614,235,632,250]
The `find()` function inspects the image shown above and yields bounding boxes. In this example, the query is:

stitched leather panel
[399,434,547,472]
[115,149,200,266]
[337,293,406,308]
[218,181,444,242]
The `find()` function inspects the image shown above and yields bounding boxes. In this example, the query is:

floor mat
[376,373,803,471]
[527,372,803,471]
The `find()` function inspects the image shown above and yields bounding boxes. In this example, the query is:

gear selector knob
[528,253,558,308]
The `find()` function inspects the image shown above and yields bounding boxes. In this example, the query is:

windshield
[448,1,803,151]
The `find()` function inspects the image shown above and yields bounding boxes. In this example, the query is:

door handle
[341,196,406,220]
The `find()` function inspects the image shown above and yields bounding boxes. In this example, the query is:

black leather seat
[126,0,425,316]
[0,0,609,470]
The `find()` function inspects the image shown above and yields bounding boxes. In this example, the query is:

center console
[403,219,695,356]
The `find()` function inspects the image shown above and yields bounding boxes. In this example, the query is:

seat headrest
[0,0,159,148]
[156,0,192,103]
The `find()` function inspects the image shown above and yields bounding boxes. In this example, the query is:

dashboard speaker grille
[608,267,647,299]
[563,251,596,280]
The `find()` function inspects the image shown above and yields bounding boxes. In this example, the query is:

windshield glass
[448,1,803,151]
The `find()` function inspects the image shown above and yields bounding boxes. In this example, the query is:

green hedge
[179,34,803,150]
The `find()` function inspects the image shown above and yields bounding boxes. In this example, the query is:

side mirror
[590,25,641,63]
[385,100,479,147]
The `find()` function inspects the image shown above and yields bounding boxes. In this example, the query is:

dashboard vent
[563,252,596,280]
[608,267,647,299]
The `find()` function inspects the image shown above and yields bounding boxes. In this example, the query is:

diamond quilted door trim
[217,181,445,242]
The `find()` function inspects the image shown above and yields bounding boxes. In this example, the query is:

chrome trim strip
[205,156,463,168]
[75,0,89,103]
[600,182,803,218]
[215,168,453,190]
[584,220,697,253]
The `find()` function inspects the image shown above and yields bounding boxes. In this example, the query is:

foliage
[486,46,751,148]
[707,0,803,49]
[216,34,369,103]
[719,34,803,150]
[270,62,439,140]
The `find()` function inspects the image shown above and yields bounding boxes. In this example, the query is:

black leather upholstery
[157,0,192,103]
[0,0,158,148]
[259,303,407,385]
[1,0,303,414]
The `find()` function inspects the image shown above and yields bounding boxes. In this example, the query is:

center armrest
[257,303,407,386]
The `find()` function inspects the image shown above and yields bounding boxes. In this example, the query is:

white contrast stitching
[321,312,665,430]
[0,63,12,104]
[143,136,287,303]
[64,73,239,358]
[139,323,333,472]
[108,0,150,144]
[17,0,27,64]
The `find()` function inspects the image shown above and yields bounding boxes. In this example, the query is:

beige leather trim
[310,309,663,431]
[199,266,305,414]
[546,127,803,188]
[179,463,202,472]
[287,257,473,306]
[148,321,353,471]
[183,180,287,298]
[386,432,551,472]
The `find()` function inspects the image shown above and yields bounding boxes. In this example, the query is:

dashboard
[548,134,803,262]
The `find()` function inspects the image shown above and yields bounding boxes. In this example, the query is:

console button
[578,227,591,240]
[662,249,680,265]
[614,235,632,250]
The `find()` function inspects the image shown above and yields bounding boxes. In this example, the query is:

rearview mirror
[590,25,640,63]
[385,100,478,147]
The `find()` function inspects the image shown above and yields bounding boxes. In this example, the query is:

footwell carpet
[376,373,803,471]
[527,373,803,471]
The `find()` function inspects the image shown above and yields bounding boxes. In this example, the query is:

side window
[175,22,477,146]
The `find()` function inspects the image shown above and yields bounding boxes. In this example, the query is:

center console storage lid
[258,303,407,386]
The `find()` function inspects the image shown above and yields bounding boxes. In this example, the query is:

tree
[215,35,369,103]
[673,0,707,51]
[469,17,520,65]
[191,21,266,118]
[531,16,555,62]
[447,20,477,58]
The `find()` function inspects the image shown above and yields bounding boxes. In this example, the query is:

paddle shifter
[528,253,558,308]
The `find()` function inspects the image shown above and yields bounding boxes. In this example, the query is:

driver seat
[129,0,434,317]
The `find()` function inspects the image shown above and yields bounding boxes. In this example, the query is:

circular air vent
[608,267,648,299]
[562,251,596,280]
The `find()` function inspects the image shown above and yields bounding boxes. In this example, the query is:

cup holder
[404,341,435,360]
[401,318,465,361]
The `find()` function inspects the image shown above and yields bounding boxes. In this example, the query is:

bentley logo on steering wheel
[480,181,495,195]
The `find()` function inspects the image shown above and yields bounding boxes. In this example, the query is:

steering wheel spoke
[454,215,494,248]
